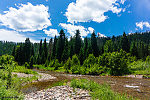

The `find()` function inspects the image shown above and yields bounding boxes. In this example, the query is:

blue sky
[0,0,150,42]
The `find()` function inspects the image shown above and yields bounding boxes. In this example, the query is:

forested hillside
[0,41,16,56]
[0,30,150,75]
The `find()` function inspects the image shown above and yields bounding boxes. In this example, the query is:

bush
[64,58,72,73]
[98,50,131,76]
[71,65,81,74]
[146,56,150,63]
[83,54,96,68]
[0,55,16,65]
[128,60,150,75]
[72,55,80,66]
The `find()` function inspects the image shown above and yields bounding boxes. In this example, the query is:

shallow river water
[21,69,150,100]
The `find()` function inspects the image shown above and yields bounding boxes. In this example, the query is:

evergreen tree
[121,32,130,52]
[48,38,53,60]
[43,38,48,63]
[130,42,138,57]
[24,38,31,63]
[52,36,57,59]
[104,40,113,53]
[29,56,34,69]
[12,46,16,57]
[56,29,65,62]
[83,37,88,59]
[62,38,69,62]
[69,36,74,58]
[79,48,84,65]
[39,39,42,56]
[31,44,34,56]
[87,41,92,56]
[74,30,82,55]
[91,31,99,56]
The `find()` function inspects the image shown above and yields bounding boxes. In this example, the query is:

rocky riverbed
[25,85,91,100]
[12,72,56,82]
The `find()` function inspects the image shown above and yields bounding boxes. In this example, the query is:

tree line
[0,30,150,67]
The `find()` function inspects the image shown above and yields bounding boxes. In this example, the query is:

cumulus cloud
[65,0,125,23]
[44,29,59,37]
[0,3,51,32]
[59,23,95,37]
[136,22,150,30]
[0,29,37,42]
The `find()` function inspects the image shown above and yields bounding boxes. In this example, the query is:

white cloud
[120,0,126,4]
[136,22,150,30]
[59,23,94,37]
[44,29,59,37]
[97,32,107,38]
[0,3,51,32]
[0,29,37,42]
[65,0,125,23]
[88,27,94,33]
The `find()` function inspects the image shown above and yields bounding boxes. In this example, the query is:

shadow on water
[21,69,150,99]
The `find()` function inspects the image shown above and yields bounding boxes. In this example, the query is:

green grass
[70,79,135,100]
[47,79,68,89]
[33,65,65,72]
[13,65,38,75]
[0,64,40,100]
[128,60,150,75]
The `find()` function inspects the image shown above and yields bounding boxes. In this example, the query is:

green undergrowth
[33,65,65,72]
[0,64,39,100]
[70,79,135,100]
[13,65,38,75]
[128,60,150,75]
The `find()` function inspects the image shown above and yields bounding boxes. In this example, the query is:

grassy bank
[0,64,39,100]
[70,79,135,100]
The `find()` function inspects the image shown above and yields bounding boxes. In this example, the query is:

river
[21,69,150,100]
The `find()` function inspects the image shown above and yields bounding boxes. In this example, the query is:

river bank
[19,69,150,100]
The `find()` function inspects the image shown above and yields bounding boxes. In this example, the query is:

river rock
[25,85,91,100]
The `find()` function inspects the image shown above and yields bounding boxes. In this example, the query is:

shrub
[64,58,72,73]
[72,55,80,66]
[146,56,150,63]
[0,55,16,65]
[83,54,96,68]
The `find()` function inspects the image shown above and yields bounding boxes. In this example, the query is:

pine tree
[48,38,53,60]
[29,56,34,69]
[12,46,16,57]
[121,32,130,52]
[83,37,88,59]
[74,30,82,55]
[62,38,69,62]
[24,38,31,62]
[130,42,138,57]
[39,39,42,56]
[31,44,34,56]
[87,42,92,56]
[56,29,65,62]
[52,36,57,59]
[91,31,99,56]
[104,40,113,53]
[43,38,48,63]
[79,48,84,65]
[69,36,74,58]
